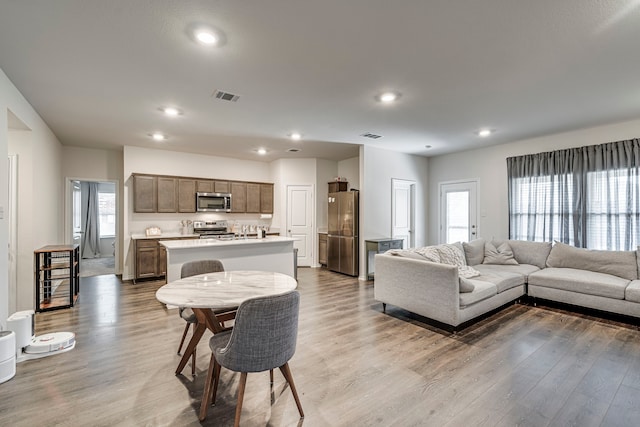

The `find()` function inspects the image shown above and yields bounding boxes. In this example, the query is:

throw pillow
[483,241,518,265]
[436,243,481,278]
[463,238,486,265]
[459,277,475,293]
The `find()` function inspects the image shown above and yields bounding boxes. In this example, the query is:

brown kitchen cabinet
[260,183,274,213]
[178,179,197,212]
[246,183,261,213]
[157,177,178,212]
[132,173,273,214]
[230,181,247,212]
[134,237,190,282]
[318,233,328,266]
[133,174,157,213]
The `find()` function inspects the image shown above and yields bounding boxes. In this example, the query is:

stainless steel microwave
[196,192,232,212]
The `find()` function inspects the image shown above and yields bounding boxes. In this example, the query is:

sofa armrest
[374,253,460,326]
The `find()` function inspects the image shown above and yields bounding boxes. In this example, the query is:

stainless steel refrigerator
[327,191,359,276]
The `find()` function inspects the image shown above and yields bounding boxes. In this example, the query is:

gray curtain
[507,138,640,250]
[82,182,101,258]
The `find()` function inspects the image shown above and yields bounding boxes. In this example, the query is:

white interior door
[392,179,415,249]
[440,180,478,243]
[286,185,313,267]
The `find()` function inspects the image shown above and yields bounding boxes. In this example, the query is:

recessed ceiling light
[425,145,432,149]
[289,132,302,141]
[151,132,166,141]
[256,148,267,155]
[377,91,400,103]
[195,30,218,45]
[161,107,181,117]
[477,128,493,138]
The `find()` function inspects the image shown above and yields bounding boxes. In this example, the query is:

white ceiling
[1,1,640,162]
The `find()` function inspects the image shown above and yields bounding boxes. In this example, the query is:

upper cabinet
[157,177,178,212]
[132,173,273,214]
[133,174,157,213]
[178,179,197,213]
[230,181,247,213]
[260,183,274,214]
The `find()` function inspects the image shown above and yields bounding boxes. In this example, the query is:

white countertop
[131,232,199,240]
[159,236,296,249]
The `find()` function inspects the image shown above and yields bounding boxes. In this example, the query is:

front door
[440,180,478,243]
[286,185,314,267]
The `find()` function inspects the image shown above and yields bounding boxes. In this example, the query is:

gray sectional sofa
[374,239,640,330]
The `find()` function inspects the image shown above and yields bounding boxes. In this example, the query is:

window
[508,139,640,251]
[73,182,81,233]
[98,191,116,237]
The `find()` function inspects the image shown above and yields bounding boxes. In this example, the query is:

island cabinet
[230,181,247,213]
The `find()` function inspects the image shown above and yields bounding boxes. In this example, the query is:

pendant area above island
[160,236,297,283]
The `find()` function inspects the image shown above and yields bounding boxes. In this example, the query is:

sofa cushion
[483,241,518,265]
[501,240,552,269]
[625,280,640,303]
[528,267,630,300]
[459,280,497,307]
[473,264,539,290]
[474,264,524,293]
[463,238,486,266]
[546,242,637,281]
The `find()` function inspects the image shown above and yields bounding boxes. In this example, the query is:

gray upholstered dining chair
[177,259,225,376]
[199,290,304,425]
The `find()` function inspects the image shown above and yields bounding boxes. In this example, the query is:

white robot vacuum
[6,310,76,363]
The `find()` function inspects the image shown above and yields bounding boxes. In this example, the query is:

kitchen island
[160,236,297,283]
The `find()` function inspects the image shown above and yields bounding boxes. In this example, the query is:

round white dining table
[156,270,297,375]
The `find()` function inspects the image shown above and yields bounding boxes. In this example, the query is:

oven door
[196,193,232,212]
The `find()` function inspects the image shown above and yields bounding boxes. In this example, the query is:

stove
[193,220,236,240]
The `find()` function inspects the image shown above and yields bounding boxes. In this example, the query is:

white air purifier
[0,330,16,383]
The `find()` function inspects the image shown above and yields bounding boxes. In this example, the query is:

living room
[2,2,640,425]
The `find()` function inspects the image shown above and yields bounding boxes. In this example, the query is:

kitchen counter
[161,236,297,282]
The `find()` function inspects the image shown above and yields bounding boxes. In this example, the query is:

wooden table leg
[175,308,226,375]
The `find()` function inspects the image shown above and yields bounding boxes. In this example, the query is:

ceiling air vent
[212,90,240,102]
[360,132,382,139]
[286,148,301,153]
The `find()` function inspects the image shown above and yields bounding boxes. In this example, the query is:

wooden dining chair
[199,290,304,425]
[177,259,225,376]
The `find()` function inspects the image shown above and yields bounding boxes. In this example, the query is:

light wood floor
[2,268,640,427]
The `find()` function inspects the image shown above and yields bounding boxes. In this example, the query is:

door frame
[391,178,416,249]
[65,177,121,274]
[439,179,479,243]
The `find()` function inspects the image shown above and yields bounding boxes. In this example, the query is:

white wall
[1,68,64,319]
[361,145,429,279]
[338,156,360,191]
[427,117,640,244]
[122,146,272,280]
